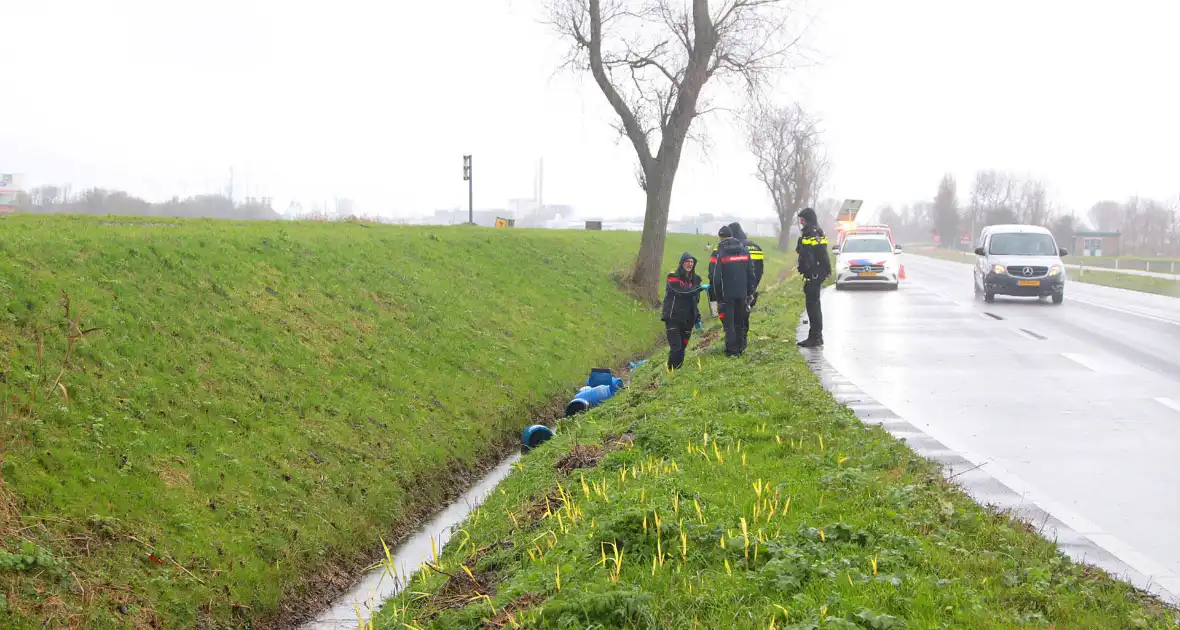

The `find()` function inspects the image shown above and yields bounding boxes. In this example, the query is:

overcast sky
[2,0,1177,220]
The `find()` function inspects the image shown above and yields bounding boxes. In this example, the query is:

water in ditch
[302,453,522,629]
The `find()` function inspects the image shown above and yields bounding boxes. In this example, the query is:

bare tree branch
[546,0,807,298]
[747,102,826,250]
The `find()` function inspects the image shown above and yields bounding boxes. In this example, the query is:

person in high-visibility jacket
[708,226,756,357]
[796,207,831,347]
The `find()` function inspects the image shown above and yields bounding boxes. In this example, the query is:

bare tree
[1088,200,1124,232]
[747,103,827,250]
[548,0,803,300]
[933,174,960,247]
[1015,179,1051,226]
[967,170,1018,236]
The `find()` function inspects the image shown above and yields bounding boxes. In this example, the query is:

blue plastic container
[564,384,615,417]
[521,424,556,453]
[586,368,614,388]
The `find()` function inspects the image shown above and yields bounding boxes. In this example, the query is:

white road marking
[1067,295,1180,328]
[1156,398,1180,413]
[901,422,1180,593]
[1062,353,1103,372]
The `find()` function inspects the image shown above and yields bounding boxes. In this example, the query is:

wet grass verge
[373,281,1180,629]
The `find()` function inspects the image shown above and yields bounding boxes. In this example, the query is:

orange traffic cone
[899,265,907,280]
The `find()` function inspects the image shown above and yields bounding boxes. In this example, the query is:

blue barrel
[521,424,556,453]
[565,384,615,417]
[586,368,614,388]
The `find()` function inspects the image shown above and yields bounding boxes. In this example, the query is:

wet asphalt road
[818,254,1180,596]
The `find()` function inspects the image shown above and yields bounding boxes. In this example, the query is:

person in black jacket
[661,252,705,370]
[727,222,764,349]
[796,207,832,347]
[708,226,756,357]
[727,222,764,295]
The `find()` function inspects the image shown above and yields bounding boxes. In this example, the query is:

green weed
[375,280,1180,629]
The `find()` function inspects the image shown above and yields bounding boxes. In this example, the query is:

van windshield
[988,233,1058,256]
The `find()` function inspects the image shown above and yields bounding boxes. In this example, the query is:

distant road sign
[836,199,863,223]
[960,233,971,245]
[494,217,514,228]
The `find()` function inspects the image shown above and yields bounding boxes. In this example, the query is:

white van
[973,224,1067,304]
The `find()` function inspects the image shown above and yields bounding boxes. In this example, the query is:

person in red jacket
[661,252,706,369]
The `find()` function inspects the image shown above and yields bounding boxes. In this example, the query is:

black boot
[798,336,824,348]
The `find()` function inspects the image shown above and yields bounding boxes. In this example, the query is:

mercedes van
[973,224,1067,304]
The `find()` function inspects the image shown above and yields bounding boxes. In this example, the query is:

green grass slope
[0,214,784,628]
[374,282,1179,629]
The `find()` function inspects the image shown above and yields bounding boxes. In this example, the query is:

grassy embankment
[909,247,1180,297]
[372,280,1180,629]
[1073,256,1180,274]
[0,214,788,628]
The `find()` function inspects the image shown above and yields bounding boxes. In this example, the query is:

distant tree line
[13,185,280,221]
[878,172,1180,257]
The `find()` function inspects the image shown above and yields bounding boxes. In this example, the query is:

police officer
[796,207,831,348]
[709,226,756,357]
[661,252,706,370]
[727,222,764,352]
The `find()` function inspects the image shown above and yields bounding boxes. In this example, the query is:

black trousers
[738,294,753,352]
[665,323,693,369]
[719,299,749,356]
[804,278,823,340]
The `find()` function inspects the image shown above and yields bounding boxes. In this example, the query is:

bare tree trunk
[631,170,674,302]
[777,218,793,251]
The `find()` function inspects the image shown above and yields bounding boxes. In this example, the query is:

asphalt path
[817,253,1180,599]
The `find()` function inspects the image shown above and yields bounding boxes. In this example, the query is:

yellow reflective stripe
[801,237,819,245]
[749,250,765,260]
[819,237,829,244]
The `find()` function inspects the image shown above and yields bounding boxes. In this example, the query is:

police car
[833,233,902,290]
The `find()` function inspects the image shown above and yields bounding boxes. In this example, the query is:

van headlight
[991,264,1006,274]
[1048,264,1062,276]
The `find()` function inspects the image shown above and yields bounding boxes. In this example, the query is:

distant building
[0,173,27,214]
[1071,231,1121,257]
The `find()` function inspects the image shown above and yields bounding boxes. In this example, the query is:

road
[816,254,1180,600]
